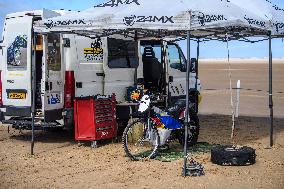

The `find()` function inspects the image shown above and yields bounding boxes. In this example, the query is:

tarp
[35,0,284,38]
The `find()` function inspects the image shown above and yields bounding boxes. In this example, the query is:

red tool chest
[74,94,117,143]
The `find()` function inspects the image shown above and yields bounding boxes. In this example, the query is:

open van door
[2,16,33,116]
[166,42,187,98]
[42,34,64,122]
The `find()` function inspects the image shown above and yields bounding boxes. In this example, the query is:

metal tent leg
[195,38,200,113]
[31,30,36,155]
[268,32,274,147]
[183,31,192,177]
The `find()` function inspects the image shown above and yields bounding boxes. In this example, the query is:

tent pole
[31,30,36,155]
[195,38,200,113]
[196,38,200,77]
[268,32,274,147]
[183,31,191,177]
[134,30,138,86]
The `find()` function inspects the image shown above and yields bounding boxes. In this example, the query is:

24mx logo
[192,12,227,26]
[95,0,140,7]
[45,19,86,29]
[123,15,174,26]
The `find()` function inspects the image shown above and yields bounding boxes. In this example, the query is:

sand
[0,61,284,189]
[199,61,284,117]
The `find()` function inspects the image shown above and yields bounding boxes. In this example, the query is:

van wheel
[64,118,74,132]
[64,109,74,133]
[211,145,256,166]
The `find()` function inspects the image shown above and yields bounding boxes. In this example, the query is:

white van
[0,10,200,132]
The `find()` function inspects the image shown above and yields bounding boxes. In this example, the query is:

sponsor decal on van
[83,39,103,62]
[7,35,28,70]
[47,94,61,105]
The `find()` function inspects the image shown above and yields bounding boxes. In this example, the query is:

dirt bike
[122,95,199,161]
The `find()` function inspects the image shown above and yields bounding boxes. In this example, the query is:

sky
[0,0,283,59]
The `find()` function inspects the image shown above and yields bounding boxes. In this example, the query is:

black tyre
[211,145,256,166]
[179,115,200,146]
[122,119,160,161]
[64,108,74,132]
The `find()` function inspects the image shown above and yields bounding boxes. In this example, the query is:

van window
[7,35,28,71]
[168,44,186,72]
[108,38,138,68]
[47,34,61,71]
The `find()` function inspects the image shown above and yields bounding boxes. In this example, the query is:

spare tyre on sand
[211,145,256,166]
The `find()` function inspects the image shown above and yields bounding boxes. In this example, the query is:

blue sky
[0,0,283,58]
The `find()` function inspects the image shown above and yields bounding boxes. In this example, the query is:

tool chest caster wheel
[91,141,98,148]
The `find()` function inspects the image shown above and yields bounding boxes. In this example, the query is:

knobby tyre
[122,119,160,161]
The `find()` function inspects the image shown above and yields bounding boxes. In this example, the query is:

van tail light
[64,71,75,108]
[0,71,2,106]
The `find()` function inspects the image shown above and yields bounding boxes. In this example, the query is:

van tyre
[211,145,256,166]
[0,111,4,122]
[64,108,74,133]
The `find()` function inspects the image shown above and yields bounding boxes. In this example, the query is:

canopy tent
[229,0,284,36]
[30,0,284,176]
[35,0,284,38]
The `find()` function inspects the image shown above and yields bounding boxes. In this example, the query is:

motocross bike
[122,95,199,161]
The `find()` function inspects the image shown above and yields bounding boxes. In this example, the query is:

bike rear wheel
[179,115,200,146]
[122,119,160,161]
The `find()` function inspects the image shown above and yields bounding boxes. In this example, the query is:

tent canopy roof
[34,0,284,40]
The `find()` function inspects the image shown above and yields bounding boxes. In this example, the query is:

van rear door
[42,34,64,122]
[2,16,33,116]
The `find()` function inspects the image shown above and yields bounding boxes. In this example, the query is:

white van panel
[62,34,77,71]
[64,35,104,97]
[0,27,3,71]
[2,16,33,107]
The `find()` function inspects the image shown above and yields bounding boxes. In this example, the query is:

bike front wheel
[122,119,160,161]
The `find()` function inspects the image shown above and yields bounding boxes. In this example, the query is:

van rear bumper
[1,119,62,130]
[0,106,31,117]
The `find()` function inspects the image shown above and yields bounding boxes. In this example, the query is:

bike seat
[166,99,186,118]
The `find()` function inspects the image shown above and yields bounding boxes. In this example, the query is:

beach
[0,60,283,189]
[199,59,284,117]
